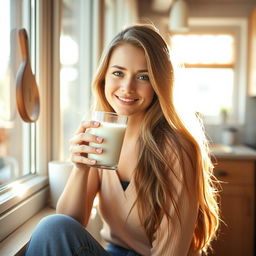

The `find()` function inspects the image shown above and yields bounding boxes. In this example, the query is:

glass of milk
[88,111,128,170]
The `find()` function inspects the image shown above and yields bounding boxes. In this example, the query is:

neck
[124,113,144,142]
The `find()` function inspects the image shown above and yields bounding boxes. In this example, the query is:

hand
[69,120,103,169]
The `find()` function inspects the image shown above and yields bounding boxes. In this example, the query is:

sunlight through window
[170,34,234,64]
[170,33,235,124]
[9,182,27,198]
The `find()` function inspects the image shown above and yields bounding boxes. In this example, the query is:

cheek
[105,77,121,100]
[104,84,110,100]
[104,77,116,93]
[143,87,155,102]
[104,78,115,101]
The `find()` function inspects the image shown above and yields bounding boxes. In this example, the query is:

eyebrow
[110,65,148,73]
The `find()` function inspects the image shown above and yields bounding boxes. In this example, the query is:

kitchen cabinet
[210,159,255,256]
[248,8,256,96]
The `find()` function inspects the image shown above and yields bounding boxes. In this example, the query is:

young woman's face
[104,43,155,118]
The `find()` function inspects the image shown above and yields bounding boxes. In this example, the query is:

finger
[70,144,103,155]
[70,132,104,145]
[75,120,100,134]
[71,154,96,165]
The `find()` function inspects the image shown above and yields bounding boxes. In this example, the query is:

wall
[187,0,255,18]
[244,97,256,147]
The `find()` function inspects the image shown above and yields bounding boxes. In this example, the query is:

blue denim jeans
[25,214,141,256]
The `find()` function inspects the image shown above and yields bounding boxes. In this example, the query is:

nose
[120,77,135,93]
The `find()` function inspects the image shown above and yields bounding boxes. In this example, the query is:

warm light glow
[91,208,97,219]
[0,1,10,80]
[60,67,78,82]
[170,33,235,123]
[174,68,233,117]
[0,1,12,123]
[170,34,234,64]
[90,196,99,220]
[60,35,79,65]
[93,196,99,207]
[10,182,27,197]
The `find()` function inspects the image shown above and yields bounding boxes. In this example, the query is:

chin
[110,107,130,116]
[115,109,146,119]
[110,103,146,117]
[114,110,131,116]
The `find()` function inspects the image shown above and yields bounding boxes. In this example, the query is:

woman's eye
[137,75,149,81]
[113,71,123,77]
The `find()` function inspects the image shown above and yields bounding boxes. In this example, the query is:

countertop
[210,144,256,160]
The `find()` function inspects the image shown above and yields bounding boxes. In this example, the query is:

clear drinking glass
[88,111,128,170]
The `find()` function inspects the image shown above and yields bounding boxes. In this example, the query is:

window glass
[0,0,35,187]
[170,33,236,124]
[60,0,138,160]
[174,68,234,117]
[170,34,234,64]
[60,0,93,160]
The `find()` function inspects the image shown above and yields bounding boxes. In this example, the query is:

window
[170,18,248,125]
[0,1,36,186]
[59,0,101,160]
[170,33,235,124]
[0,0,50,242]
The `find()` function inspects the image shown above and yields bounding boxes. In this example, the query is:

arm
[151,146,199,256]
[56,166,99,226]
[56,120,103,226]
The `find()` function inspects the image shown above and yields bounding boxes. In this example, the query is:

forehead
[108,43,148,69]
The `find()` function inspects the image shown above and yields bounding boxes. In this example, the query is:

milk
[88,122,127,169]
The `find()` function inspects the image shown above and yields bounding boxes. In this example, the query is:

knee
[39,214,77,227]
[33,214,81,238]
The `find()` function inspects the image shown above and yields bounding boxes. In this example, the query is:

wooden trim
[183,63,234,69]
[248,8,256,97]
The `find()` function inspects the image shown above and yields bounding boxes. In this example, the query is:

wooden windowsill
[0,207,55,256]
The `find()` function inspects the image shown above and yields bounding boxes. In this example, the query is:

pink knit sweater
[97,153,200,256]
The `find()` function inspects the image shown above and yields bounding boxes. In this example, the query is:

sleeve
[150,147,199,256]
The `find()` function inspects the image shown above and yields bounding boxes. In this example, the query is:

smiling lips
[116,95,139,105]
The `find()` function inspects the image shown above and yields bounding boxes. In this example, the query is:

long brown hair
[92,24,219,254]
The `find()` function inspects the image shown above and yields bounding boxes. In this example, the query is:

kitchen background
[137,0,256,148]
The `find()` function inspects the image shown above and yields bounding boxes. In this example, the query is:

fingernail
[96,148,102,153]
[96,137,103,143]
[89,159,96,164]
[94,121,100,126]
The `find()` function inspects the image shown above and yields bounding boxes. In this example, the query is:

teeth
[118,97,136,102]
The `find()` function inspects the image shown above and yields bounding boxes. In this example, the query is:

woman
[25,24,219,256]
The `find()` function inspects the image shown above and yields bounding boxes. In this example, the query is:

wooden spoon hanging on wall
[16,28,40,123]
